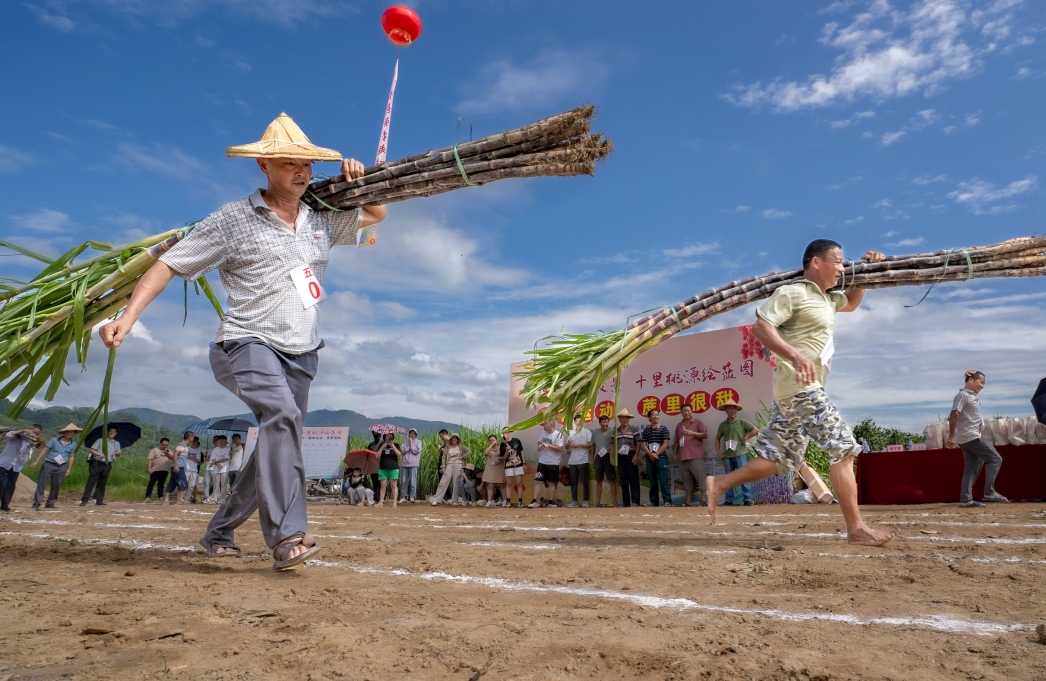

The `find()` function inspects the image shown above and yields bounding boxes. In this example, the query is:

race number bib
[679,436,685,446]
[819,336,835,369]
[618,445,629,456]
[725,440,738,452]
[650,443,660,454]
[289,265,326,309]
[597,447,608,458]
[53,455,66,465]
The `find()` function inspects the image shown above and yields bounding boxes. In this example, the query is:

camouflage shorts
[748,389,861,475]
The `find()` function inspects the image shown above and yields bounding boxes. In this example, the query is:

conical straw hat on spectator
[226,112,342,161]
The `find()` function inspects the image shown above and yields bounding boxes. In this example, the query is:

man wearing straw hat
[706,239,894,546]
[99,113,386,570]
[30,423,82,510]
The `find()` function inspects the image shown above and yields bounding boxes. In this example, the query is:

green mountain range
[0,401,462,440]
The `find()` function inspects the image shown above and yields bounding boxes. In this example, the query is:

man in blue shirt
[0,424,42,511]
[164,431,194,506]
[31,423,82,510]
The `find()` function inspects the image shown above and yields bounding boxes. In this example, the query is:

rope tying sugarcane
[453,118,475,186]
[905,248,973,308]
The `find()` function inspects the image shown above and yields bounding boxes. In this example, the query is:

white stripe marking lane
[304,560,1025,636]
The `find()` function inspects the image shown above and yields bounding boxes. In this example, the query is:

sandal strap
[273,535,306,561]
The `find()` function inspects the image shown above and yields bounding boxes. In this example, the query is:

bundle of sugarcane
[0,229,224,438]
[510,237,1046,430]
[302,105,611,211]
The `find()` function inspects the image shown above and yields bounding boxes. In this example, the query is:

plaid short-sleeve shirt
[160,190,361,354]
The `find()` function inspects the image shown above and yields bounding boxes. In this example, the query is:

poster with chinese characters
[301,427,351,478]
[508,325,774,465]
[242,426,350,479]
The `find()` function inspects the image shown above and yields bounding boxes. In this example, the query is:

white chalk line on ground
[6,516,1043,548]
[305,560,1025,636]
[0,518,190,531]
[461,541,560,550]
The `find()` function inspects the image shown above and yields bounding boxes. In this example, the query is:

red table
[857,444,1046,504]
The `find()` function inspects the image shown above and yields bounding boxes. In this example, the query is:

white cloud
[724,0,1022,112]
[882,230,900,237]
[761,208,792,219]
[829,286,1046,430]
[25,3,74,32]
[881,130,907,146]
[947,174,1038,214]
[720,205,751,213]
[457,49,609,115]
[31,0,356,30]
[668,242,720,258]
[0,145,35,173]
[886,237,925,247]
[912,173,948,185]
[843,216,864,225]
[873,198,893,208]
[115,142,212,182]
[829,110,876,128]
[943,109,982,133]
[827,175,863,190]
[9,208,73,234]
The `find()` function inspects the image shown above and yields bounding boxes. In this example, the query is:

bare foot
[392,501,398,508]
[706,476,718,524]
[847,525,894,546]
[374,501,384,507]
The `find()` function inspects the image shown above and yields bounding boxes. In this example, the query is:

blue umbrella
[1032,377,1046,425]
[84,421,142,449]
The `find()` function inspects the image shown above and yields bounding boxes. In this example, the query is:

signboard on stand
[241,426,351,479]
[508,325,775,501]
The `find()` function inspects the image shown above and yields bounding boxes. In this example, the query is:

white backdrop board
[508,325,775,465]
[242,425,350,479]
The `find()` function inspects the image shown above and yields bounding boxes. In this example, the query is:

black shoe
[31,504,40,511]
[44,504,55,509]
[1,506,10,512]
[79,500,87,506]
[743,501,754,506]
[95,501,106,506]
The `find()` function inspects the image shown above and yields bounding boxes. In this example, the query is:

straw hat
[717,399,743,411]
[617,408,634,419]
[464,463,475,471]
[226,112,342,161]
[58,423,83,433]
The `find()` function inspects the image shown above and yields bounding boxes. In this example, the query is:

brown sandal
[272,535,321,571]
[200,539,242,558]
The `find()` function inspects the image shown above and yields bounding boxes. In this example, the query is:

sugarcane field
[3,2,1046,681]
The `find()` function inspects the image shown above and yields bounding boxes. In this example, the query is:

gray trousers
[33,461,67,506]
[202,337,318,550]
[958,437,1003,503]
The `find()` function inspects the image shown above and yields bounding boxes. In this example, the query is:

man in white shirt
[529,421,564,508]
[565,414,593,508]
[81,426,121,507]
[206,436,231,504]
[228,434,245,490]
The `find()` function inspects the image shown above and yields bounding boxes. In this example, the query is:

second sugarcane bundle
[511,237,1046,431]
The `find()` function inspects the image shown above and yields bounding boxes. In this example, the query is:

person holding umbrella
[81,425,121,506]
[375,432,401,507]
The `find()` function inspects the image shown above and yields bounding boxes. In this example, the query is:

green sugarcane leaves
[0,229,220,419]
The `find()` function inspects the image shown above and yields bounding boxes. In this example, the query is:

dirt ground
[1,493,1045,681]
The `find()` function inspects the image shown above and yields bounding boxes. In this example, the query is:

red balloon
[381,5,422,46]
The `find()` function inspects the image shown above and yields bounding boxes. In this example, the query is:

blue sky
[1,0,1044,430]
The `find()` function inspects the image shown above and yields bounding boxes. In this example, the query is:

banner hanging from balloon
[375,59,398,165]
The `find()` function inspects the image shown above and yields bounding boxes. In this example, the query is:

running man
[100,113,386,569]
[707,239,894,546]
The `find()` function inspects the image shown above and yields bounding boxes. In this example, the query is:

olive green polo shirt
[756,280,848,399]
